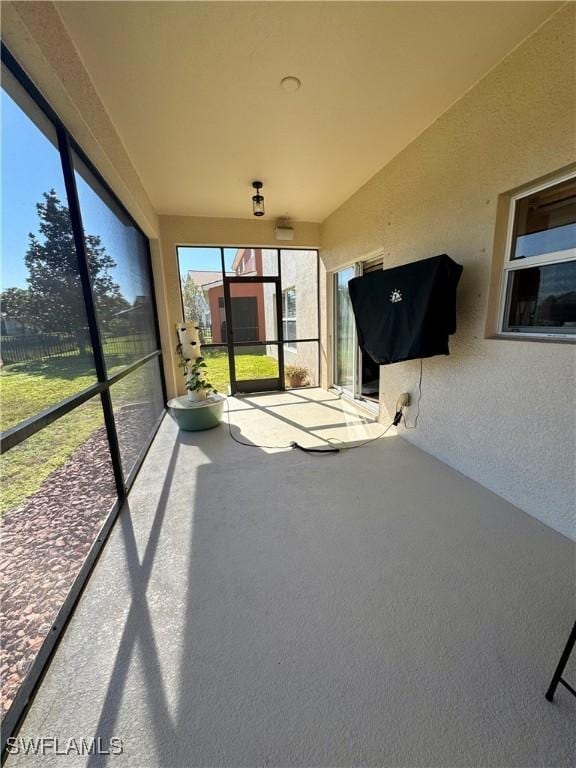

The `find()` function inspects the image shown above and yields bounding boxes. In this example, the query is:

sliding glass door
[333,262,382,406]
[333,266,358,395]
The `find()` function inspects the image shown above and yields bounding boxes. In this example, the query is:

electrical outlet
[398,392,411,408]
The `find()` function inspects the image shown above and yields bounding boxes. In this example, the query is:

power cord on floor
[224,393,396,455]
[325,420,396,450]
[224,396,297,450]
[400,359,423,430]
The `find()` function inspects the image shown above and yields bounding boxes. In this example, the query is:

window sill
[486,332,576,344]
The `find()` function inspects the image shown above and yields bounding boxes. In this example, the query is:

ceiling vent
[275,218,294,241]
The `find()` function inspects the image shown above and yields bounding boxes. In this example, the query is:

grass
[202,347,278,392]
[0,348,277,514]
[1,400,105,514]
[2,316,302,524]
[0,356,97,432]
[0,355,151,514]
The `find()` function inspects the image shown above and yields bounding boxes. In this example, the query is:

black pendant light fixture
[252,181,265,217]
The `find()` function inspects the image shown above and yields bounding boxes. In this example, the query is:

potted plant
[285,364,309,388]
[185,356,218,402]
[171,325,224,431]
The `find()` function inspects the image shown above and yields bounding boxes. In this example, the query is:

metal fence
[0,333,82,363]
[197,326,213,345]
[0,332,150,364]
[102,333,151,359]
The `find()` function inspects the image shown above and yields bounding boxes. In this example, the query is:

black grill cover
[348,254,463,366]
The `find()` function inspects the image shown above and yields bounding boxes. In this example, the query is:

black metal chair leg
[545,621,576,702]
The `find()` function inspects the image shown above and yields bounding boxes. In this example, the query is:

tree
[1,190,128,352]
[0,287,31,329]
[182,273,209,326]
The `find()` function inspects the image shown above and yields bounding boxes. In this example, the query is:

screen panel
[200,346,230,395]
[283,341,319,388]
[223,247,278,276]
[178,247,223,344]
[227,282,278,343]
[73,154,157,374]
[110,357,165,480]
[1,79,97,430]
[0,397,116,718]
[233,344,280,382]
[280,249,319,340]
[0,51,166,745]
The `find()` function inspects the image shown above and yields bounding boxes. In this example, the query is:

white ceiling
[55,1,560,222]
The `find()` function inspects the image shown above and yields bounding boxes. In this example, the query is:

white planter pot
[187,389,207,402]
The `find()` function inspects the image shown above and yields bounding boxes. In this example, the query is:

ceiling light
[281,76,301,93]
[251,181,265,217]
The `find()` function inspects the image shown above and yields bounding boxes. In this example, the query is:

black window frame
[0,43,167,753]
[176,247,320,394]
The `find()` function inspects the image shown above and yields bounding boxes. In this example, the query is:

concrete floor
[7,389,575,767]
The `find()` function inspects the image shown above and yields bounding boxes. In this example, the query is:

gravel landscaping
[1,422,116,716]
[0,400,162,718]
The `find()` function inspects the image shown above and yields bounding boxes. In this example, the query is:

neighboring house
[114,295,150,321]
[0,312,41,336]
[0,314,32,336]
[206,279,266,344]
[231,248,260,276]
[222,248,317,383]
[186,250,317,385]
[185,270,220,330]
[187,255,266,343]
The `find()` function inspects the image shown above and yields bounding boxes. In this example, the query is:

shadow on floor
[13,392,573,768]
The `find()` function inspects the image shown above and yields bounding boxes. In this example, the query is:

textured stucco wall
[280,251,320,385]
[262,250,320,385]
[321,6,576,540]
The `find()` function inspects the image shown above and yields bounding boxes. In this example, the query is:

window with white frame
[282,287,297,351]
[499,173,576,338]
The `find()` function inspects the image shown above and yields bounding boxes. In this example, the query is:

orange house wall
[207,283,266,344]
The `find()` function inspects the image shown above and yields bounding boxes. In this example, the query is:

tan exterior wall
[262,250,320,386]
[321,5,576,539]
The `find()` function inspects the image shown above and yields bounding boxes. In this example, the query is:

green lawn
[0,349,278,514]
[202,347,278,392]
[1,400,105,514]
[0,355,150,514]
[0,356,97,432]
